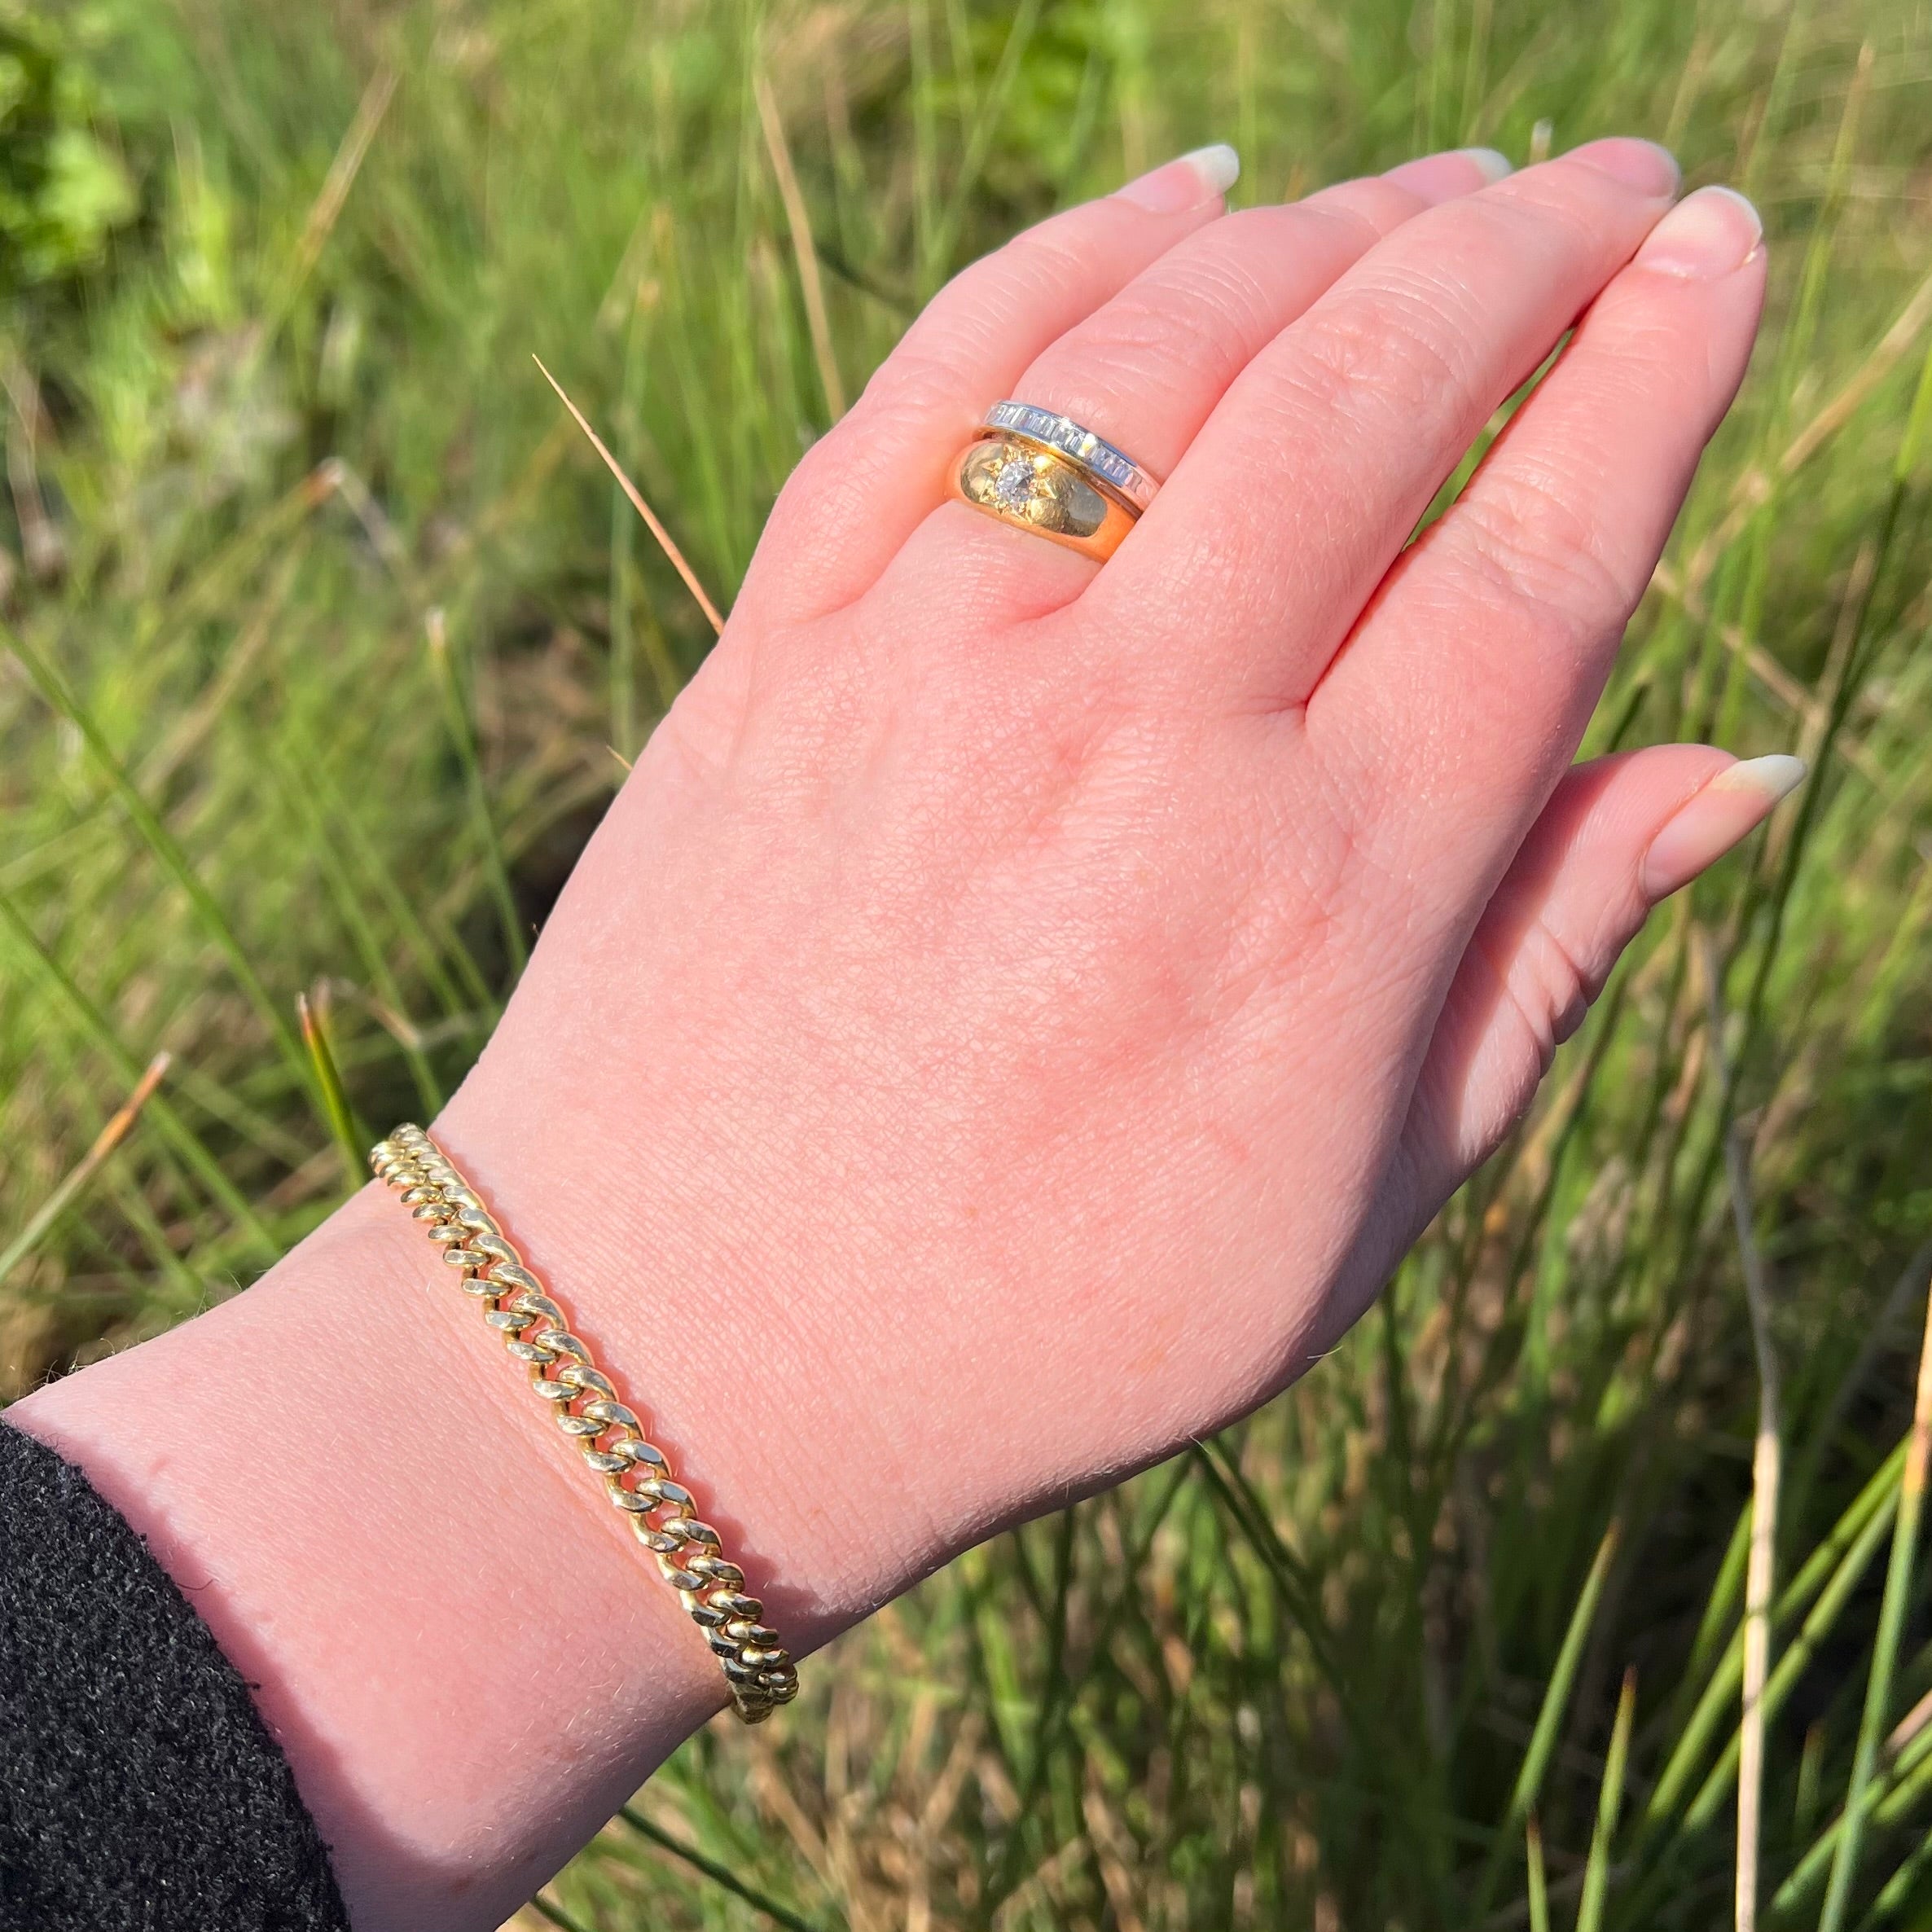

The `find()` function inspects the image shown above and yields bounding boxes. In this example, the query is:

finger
[1083,138,1684,705]
[1396,746,1803,1206]
[737,147,1238,624]
[1316,185,1767,890]
[884,147,1512,617]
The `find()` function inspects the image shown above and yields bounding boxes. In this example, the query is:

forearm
[7,1065,932,1931]
[0,731,1275,1927]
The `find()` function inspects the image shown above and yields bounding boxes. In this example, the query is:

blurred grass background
[6,0,1932,1925]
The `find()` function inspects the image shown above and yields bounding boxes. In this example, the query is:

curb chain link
[371,1123,799,1722]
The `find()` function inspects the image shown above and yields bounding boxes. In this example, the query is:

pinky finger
[1397,744,1805,1202]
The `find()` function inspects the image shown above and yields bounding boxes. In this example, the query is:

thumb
[1396,743,1805,1206]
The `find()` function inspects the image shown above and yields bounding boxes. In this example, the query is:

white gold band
[981,401,1161,514]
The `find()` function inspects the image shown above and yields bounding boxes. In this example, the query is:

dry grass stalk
[0,1052,171,1293]
[1082,1771,1148,1932]
[754,71,847,419]
[1645,559,1890,794]
[990,1834,1089,1932]
[533,357,727,636]
[0,358,62,580]
[287,67,398,298]
[1701,929,1780,1932]
[1684,258,1932,596]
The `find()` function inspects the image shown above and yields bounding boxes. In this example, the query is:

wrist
[7,970,969,1932]
[433,1025,954,1645]
[7,1175,767,1929]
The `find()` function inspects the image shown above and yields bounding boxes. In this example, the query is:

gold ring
[948,426,1147,564]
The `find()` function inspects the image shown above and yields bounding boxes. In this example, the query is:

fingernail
[1634,185,1763,279]
[1117,143,1240,213]
[1640,754,1806,900]
[1567,136,1681,198]
[1384,147,1513,201]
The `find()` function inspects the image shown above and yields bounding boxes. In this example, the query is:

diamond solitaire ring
[947,402,1159,563]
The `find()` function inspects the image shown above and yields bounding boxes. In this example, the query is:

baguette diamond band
[981,401,1161,513]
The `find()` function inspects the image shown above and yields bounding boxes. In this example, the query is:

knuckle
[1281,274,1478,436]
[854,343,963,422]
[1499,160,1636,236]
[1150,234,1297,342]
[1482,875,1649,1078]
[1446,464,1634,636]
[1038,311,1241,431]
[1580,301,1714,397]
[1478,918,1581,1082]
[1522,911,1599,1050]
[1304,176,1426,239]
[865,213,1110,412]
[997,217,1108,303]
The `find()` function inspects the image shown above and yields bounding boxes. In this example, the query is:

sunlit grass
[7,1,1932,1925]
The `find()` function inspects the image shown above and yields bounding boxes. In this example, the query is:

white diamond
[992,456,1036,510]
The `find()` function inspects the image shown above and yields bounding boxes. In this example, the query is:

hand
[447,136,1778,1591]
[12,138,1788,1929]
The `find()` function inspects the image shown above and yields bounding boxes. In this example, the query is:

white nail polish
[1706,752,1806,802]
[1640,753,1806,901]
[1636,184,1764,279]
[1179,143,1241,197]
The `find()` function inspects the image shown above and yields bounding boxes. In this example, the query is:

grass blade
[296,753,493,1023]
[529,1895,600,1932]
[1679,1501,1750,1720]
[1577,1669,1638,1932]
[753,72,844,420]
[986,1459,1191,1916]
[1818,1271,1932,1931]
[1644,1442,1906,1832]
[1188,1441,1346,1691]
[1851,1822,1932,1931]
[264,744,443,1111]
[1476,1518,1621,1912]
[297,988,363,1186]
[1773,1720,1932,1918]
[424,608,527,978]
[1798,1723,1829,1841]
[926,0,1042,279]
[0,887,279,1262]
[1526,1817,1551,1932]
[0,1053,170,1289]
[1682,1495,1899,1835]
[617,1806,830,1932]
[2,621,311,1094]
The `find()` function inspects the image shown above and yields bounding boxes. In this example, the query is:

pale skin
[11,137,1795,1928]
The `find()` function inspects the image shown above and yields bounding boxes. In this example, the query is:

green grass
[7,0,1932,1925]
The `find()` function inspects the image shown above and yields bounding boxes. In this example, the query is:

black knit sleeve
[0,1421,352,1932]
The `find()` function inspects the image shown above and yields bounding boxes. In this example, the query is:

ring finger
[876,147,1513,614]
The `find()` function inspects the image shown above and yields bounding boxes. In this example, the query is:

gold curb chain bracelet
[371,1123,799,1723]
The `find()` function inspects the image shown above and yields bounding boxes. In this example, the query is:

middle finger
[1081,137,1683,709]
